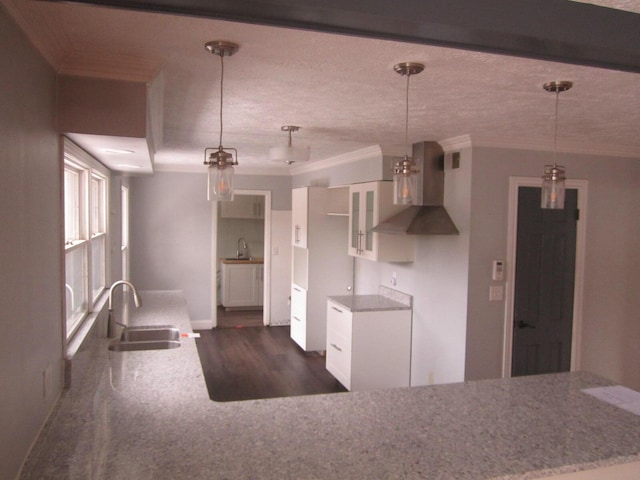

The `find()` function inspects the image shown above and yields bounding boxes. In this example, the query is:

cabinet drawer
[291,284,307,319]
[290,284,307,348]
[326,327,351,389]
[290,312,306,348]
[327,300,352,337]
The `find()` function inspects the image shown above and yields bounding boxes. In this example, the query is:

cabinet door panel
[349,190,361,255]
[292,188,308,247]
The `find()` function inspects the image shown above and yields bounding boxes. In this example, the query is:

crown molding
[468,135,640,159]
[290,145,385,175]
[438,134,473,153]
[154,163,291,176]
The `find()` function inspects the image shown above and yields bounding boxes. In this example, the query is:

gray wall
[0,7,63,479]
[466,147,640,390]
[129,171,291,321]
[292,151,394,188]
[236,174,292,210]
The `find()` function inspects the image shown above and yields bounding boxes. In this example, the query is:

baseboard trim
[191,319,213,330]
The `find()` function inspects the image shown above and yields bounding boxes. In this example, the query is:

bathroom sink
[109,325,181,351]
[109,339,181,351]
[119,325,180,342]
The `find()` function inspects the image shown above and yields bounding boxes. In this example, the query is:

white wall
[270,210,292,325]
[466,147,640,390]
[0,7,63,479]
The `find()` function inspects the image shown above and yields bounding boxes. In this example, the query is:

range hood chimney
[372,141,459,235]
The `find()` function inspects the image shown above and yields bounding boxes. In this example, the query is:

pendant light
[204,40,239,202]
[541,80,572,209]
[392,62,424,205]
[269,125,310,164]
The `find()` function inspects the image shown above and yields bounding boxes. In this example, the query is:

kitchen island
[19,291,640,479]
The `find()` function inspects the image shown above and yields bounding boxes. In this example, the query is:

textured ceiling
[3,0,640,174]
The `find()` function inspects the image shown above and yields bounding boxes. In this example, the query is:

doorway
[503,177,588,377]
[211,190,271,328]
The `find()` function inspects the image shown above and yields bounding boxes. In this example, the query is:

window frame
[63,138,110,341]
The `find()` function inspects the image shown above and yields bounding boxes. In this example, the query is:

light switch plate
[489,285,504,302]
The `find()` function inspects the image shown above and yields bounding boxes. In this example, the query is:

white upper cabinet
[291,187,309,247]
[220,195,264,219]
[348,181,414,262]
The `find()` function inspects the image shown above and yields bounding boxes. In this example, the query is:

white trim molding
[502,176,588,378]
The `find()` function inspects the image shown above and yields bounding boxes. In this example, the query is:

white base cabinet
[326,299,412,391]
[221,263,264,308]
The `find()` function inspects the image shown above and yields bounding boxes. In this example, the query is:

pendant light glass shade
[540,80,572,209]
[393,156,419,205]
[392,62,424,205]
[541,164,566,209]
[203,41,239,202]
[269,126,310,164]
[208,164,235,202]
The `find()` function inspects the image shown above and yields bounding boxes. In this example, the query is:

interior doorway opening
[211,190,271,328]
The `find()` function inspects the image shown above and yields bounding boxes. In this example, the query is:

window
[121,185,130,281]
[63,138,109,339]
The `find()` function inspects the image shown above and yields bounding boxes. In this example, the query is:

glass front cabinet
[348,181,414,262]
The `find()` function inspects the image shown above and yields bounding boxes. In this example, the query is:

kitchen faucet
[236,237,248,258]
[108,280,142,336]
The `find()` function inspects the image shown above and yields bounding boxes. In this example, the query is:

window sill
[64,291,109,388]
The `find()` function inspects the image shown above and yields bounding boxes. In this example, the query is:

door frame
[210,189,272,328]
[502,177,588,378]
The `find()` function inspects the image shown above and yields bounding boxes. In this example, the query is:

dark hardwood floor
[216,306,264,328]
[195,325,347,402]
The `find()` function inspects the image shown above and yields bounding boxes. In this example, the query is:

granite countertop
[19,291,640,479]
[329,294,410,312]
[329,285,413,312]
[221,257,264,264]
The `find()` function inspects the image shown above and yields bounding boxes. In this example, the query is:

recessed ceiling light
[116,164,142,169]
[102,148,135,155]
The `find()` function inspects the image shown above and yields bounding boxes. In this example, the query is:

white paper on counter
[582,385,640,416]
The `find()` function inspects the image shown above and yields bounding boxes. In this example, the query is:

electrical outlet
[391,272,397,286]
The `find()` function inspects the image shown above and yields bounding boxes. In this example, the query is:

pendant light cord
[553,88,559,168]
[218,53,225,148]
[404,73,411,158]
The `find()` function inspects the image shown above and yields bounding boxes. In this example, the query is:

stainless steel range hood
[372,141,459,235]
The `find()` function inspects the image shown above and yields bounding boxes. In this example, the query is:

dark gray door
[511,187,578,377]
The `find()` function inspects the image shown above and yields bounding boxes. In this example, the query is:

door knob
[517,320,536,329]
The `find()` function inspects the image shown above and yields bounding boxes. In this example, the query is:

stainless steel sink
[109,325,181,351]
[119,325,180,342]
[109,339,181,351]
